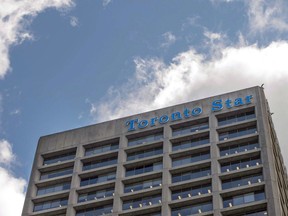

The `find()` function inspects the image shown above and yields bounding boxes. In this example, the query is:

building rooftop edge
[39,85,262,140]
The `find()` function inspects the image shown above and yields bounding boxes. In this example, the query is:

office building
[22,86,288,216]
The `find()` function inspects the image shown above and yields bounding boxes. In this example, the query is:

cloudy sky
[1,0,288,215]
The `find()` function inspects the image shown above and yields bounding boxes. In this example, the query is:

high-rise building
[22,86,288,216]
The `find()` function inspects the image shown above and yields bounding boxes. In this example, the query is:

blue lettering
[212,99,223,112]
[126,119,138,131]
[191,107,202,116]
[159,115,169,124]
[126,95,253,131]
[225,99,232,109]
[183,108,190,118]
[171,112,182,121]
[234,98,244,106]
[150,117,158,127]
[245,95,253,104]
[138,120,149,129]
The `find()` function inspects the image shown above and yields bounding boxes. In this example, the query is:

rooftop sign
[126,95,253,132]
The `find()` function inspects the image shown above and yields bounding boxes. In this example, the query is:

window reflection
[40,167,73,180]
[172,151,210,167]
[172,184,212,200]
[122,194,162,210]
[78,187,114,203]
[241,210,268,216]
[220,140,260,156]
[76,204,113,216]
[85,143,118,157]
[128,133,163,147]
[218,110,256,126]
[43,151,75,166]
[221,156,261,173]
[171,202,213,216]
[219,126,257,141]
[172,167,211,183]
[222,173,263,190]
[173,122,209,137]
[80,172,116,187]
[37,182,70,196]
[126,162,162,177]
[172,136,210,151]
[82,157,118,171]
[124,178,162,193]
[223,190,265,208]
[127,147,163,161]
[33,198,68,212]
[141,213,161,216]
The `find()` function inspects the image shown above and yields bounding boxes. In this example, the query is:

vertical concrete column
[112,135,126,215]
[210,114,222,216]
[161,125,172,216]
[255,88,281,216]
[66,143,83,216]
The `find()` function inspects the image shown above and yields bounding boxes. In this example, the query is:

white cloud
[0,139,26,216]
[0,139,15,164]
[90,104,97,114]
[161,32,177,48]
[210,0,288,36]
[70,16,79,27]
[247,0,288,33]
[203,30,228,57]
[102,0,112,7]
[0,0,75,79]
[0,94,3,133]
[204,30,223,41]
[10,109,21,116]
[90,41,288,167]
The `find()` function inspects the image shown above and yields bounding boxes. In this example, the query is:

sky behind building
[0,0,288,215]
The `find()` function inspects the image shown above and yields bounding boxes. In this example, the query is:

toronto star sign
[126,95,253,132]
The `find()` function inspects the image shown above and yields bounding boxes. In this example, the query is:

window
[128,133,163,147]
[172,121,209,137]
[124,178,162,193]
[172,151,210,167]
[40,167,73,180]
[223,190,265,208]
[241,210,268,216]
[172,136,210,151]
[76,204,113,216]
[219,125,257,141]
[82,157,118,171]
[37,182,71,196]
[33,198,68,212]
[172,183,212,200]
[78,187,114,203]
[171,202,213,216]
[244,193,255,203]
[222,173,263,190]
[122,194,162,210]
[126,162,162,177]
[85,143,118,156]
[220,140,260,156]
[218,110,255,126]
[80,172,116,187]
[127,147,163,161]
[43,151,75,165]
[220,156,261,173]
[141,213,161,216]
[172,167,211,183]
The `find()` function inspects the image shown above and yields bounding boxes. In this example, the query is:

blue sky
[1,0,288,215]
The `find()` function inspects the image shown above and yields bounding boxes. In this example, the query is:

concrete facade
[22,86,288,216]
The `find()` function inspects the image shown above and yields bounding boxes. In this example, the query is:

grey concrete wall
[22,86,287,216]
